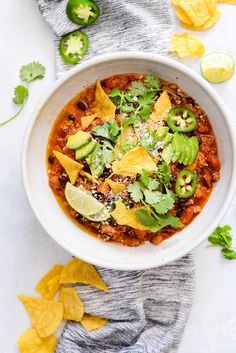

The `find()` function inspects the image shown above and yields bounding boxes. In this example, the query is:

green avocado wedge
[75,140,97,160]
[67,130,92,150]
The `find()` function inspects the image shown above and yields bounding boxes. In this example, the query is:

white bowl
[22,52,236,270]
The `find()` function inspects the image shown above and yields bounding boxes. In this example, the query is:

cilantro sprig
[0,62,46,126]
[92,120,120,142]
[127,166,183,232]
[208,225,236,260]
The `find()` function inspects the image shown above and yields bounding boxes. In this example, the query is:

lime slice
[65,182,104,216]
[86,207,110,222]
[201,53,235,83]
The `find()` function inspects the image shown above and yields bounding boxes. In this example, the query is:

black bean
[101,80,106,87]
[48,155,55,164]
[93,192,104,201]
[77,101,88,111]
[59,173,69,188]
[100,168,111,178]
[68,114,75,121]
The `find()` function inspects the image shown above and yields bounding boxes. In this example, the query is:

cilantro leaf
[127,182,143,202]
[128,81,147,97]
[13,85,29,105]
[144,74,161,91]
[139,170,152,187]
[20,62,46,83]
[148,179,159,190]
[153,190,175,214]
[221,248,236,260]
[208,225,232,248]
[123,115,140,127]
[137,92,156,107]
[157,163,171,186]
[158,213,183,229]
[144,190,162,205]
[135,208,159,229]
[86,141,114,177]
[92,120,120,142]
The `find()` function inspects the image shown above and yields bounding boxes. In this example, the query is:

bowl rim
[22,51,236,270]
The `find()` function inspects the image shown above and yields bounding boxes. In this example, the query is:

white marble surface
[0,1,236,352]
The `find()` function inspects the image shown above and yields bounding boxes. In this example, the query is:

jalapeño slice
[66,0,100,26]
[175,169,198,198]
[59,30,89,64]
[167,107,198,133]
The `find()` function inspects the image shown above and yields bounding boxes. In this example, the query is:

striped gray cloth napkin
[37,1,195,352]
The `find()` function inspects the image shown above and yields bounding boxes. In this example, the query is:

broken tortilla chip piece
[53,151,83,185]
[81,114,97,130]
[94,80,116,122]
[58,287,84,322]
[80,314,108,332]
[114,126,137,160]
[35,264,63,300]
[111,201,150,230]
[180,8,221,30]
[112,147,157,176]
[177,0,217,27]
[18,328,57,353]
[80,170,99,185]
[106,179,126,194]
[176,7,192,24]
[150,91,172,125]
[18,295,63,338]
[60,257,109,292]
[170,33,205,58]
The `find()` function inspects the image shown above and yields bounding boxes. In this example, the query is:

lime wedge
[65,182,104,216]
[201,53,234,83]
[86,207,110,222]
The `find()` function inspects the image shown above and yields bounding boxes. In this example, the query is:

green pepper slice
[59,30,89,64]
[66,0,100,25]
[167,107,198,133]
[175,169,198,198]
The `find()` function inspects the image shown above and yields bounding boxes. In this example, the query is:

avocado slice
[162,133,173,147]
[67,130,92,150]
[162,143,173,164]
[75,140,97,160]
[188,136,199,165]
[171,132,182,163]
[179,134,189,165]
[183,135,193,165]
[155,126,169,139]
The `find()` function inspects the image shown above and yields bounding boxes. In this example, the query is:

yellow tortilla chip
[106,179,126,194]
[218,0,236,3]
[81,114,97,130]
[81,171,99,185]
[94,80,116,122]
[60,257,109,292]
[180,8,221,30]
[80,314,108,332]
[58,287,84,322]
[149,91,172,126]
[35,264,63,300]
[112,147,157,176]
[111,201,150,230]
[53,151,83,185]
[177,0,217,27]
[171,0,180,5]
[18,295,63,338]
[18,328,57,353]
[170,33,205,58]
[176,7,192,24]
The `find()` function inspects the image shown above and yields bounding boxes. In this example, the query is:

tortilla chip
[53,151,82,185]
[111,201,150,230]
[180,8,221,30]
[171,0,180,5]
[81,114,97,130]
[60,258,109,292]
[177,0,217,27]
[176,7,193,24]
[106,179,126,194]
[170,33,205,58]
[58,287,84,322]
[18,328,57,353]
[94,80,116,122]
[18,295,63,337]
[80,314,108,332]
[35,264,63,300]
[218,0,236,3]
[112,147,157,176]
[149,91,172,126]
[81,170,99,184]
